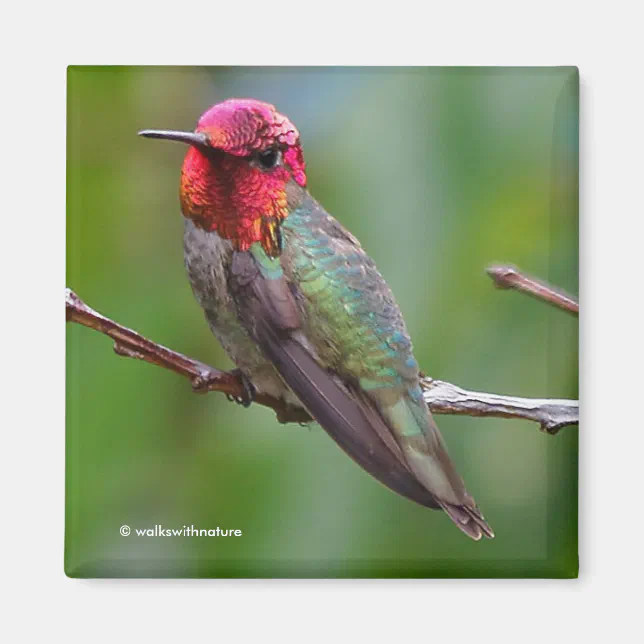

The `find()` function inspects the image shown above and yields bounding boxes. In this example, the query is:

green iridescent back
[281,196,423,406]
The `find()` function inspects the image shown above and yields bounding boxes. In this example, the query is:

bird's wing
[278,199,493,539]
[228,245,442,510]
[230,229,493,539]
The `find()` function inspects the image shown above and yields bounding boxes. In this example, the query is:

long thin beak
[138,129,209,147]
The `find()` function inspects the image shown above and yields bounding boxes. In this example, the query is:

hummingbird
[140,98,493,540]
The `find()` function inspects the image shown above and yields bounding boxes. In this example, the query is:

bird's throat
[179,147,290,255]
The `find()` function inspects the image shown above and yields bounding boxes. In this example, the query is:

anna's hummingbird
[140,99,493,540]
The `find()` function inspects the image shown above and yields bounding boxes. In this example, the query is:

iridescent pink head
[140,99,307,255]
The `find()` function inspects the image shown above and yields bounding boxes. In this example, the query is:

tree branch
[65,285,578,434]
[421,378,577,434]
[487,265,579,316]
[65,288,309,423]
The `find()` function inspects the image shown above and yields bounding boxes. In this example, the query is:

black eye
[256,147,281,169]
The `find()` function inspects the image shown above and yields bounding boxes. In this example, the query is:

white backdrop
[1,1,640,642]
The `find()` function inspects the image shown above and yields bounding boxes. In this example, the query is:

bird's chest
[183,219,233,311]
[182,219,262,368]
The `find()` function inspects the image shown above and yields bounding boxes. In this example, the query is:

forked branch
[65,265,578,434]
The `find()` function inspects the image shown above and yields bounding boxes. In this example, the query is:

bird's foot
[225,369,257,408]
[192,369,255,408]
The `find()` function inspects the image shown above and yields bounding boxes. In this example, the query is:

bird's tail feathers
[437,499,495,540]
[390,397,495,540]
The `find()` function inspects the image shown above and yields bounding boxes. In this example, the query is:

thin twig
[66,287,578,433]
[487,265,579,316]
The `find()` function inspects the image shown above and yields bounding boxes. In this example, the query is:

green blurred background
[66,67,578,578]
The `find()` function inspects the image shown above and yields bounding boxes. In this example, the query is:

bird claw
[192,369,256,408]
[226,370,256,408]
